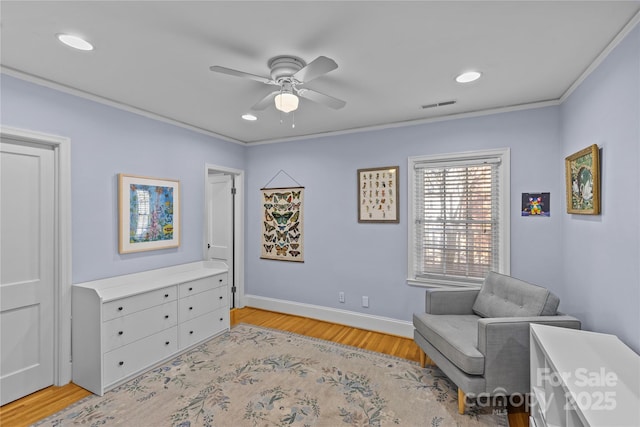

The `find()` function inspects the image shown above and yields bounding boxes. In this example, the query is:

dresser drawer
[103,302,177,352]
[179,287,228,321]
[179,289,214,322]
[103,327,178,387]
[212,285,228,309]
[178,273,227,298]
[178,307,228,348]
[103,286,177,321]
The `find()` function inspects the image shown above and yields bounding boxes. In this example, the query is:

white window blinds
[412,156,503,285]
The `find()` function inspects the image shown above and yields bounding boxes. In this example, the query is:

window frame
[407,148,510,288]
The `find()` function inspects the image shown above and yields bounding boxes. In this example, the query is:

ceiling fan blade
[209,65,273,85]
[293,56,338,83]
[251,91,279,110]
[297,88,346,110]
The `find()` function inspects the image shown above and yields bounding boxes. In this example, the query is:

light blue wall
[245,107,565,322]
[2,24,637,348]
[560,25,640,352]
[1,74,245,283]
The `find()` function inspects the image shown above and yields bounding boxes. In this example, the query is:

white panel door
[207,174,233,262]
[0,140,55,405]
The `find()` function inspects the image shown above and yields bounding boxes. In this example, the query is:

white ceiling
[2,1,639,144]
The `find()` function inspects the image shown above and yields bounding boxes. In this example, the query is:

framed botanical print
[358,166,399,223]
[118,174,180,253]
[565,144,600,215]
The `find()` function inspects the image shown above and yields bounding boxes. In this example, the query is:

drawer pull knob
[189,287,193,291]
[165,341,170,345]
[119,361,124,366]
[118,331,123,336]
[219,279,223,282]
[164,293,169,298]
[165,315,169,319]
[189,330,194,334]
[219,317,224,321]
[118,307,123,311]
[189,306,193,310]
[219,296,223,300]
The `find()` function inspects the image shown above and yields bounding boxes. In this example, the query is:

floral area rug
[35,324,508,426]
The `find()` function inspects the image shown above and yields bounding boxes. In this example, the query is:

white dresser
[72,262,229,395]
[529,324,640,427]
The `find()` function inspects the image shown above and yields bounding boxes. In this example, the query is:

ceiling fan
[209,55,346,113]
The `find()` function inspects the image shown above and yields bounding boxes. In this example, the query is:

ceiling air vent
[421,100,457,109]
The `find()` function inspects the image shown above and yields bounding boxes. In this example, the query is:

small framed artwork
[565,144,600,215]
[118,174,180,254]
[358,166,399,223]
[522,192,550,216]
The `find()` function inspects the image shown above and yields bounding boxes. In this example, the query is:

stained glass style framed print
[118,173,180,253]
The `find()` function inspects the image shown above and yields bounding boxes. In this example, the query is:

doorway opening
[204,164,244,310]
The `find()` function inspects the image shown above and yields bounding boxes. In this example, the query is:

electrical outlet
[339,292,345,303]
[362,296,369,308]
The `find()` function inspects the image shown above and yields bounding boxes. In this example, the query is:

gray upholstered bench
[413,271,581,413]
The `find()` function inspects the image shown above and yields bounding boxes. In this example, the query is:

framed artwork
[565,144,600,215]
[118,174,180,254]
[522,192,550,216]
[358,166,399,223]
[261,187,304,262]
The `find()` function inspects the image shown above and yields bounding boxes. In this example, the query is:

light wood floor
[0,307,527,426]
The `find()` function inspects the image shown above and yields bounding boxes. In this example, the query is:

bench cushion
[472,271,560,318]
[413,313,484,375]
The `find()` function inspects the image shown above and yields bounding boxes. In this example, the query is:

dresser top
[73,261,227,302]
[530,324,640,426]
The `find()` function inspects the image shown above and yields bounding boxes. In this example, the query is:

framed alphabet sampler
[357,166,399,223]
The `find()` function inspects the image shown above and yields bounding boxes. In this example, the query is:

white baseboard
[243,295,414,338]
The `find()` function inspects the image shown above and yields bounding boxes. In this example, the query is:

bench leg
[418,349,436,368]
[458,388,465,414]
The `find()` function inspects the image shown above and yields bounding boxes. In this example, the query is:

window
[408,149,510,287]
[135,189,151,238]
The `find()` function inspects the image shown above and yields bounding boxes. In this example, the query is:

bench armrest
[425,288,480,315]
[477,316,581,394]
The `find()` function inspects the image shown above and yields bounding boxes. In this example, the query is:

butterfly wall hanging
[260,186,304,262]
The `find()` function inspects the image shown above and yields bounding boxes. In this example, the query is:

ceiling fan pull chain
[279,83,284,125]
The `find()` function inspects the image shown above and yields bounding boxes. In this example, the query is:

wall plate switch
[362,296,369,308]
[339,292,345,303]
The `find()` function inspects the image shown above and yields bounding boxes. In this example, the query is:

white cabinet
[529,324,640,427]
[72,262,229,395]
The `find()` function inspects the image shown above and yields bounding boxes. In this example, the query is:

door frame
[204,164,245,309]
[0,126,72,386]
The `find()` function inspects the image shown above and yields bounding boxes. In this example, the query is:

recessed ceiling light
[455,71,482,83]
[241,114,257,121]
[56,33,94,51]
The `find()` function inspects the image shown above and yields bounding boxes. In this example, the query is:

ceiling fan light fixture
[456,71,482,83]
[56,33,94,51]
[274,92,299,113]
